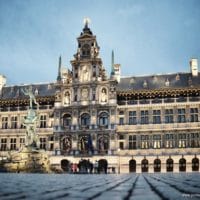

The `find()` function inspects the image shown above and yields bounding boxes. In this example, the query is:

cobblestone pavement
[0,173,199,200]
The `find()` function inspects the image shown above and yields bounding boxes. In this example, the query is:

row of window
[119,108,199,125]
[124,133,200,149]
[0,137,50,151]
[63,112,110,127]
[118,96,200,105]
[0,105,53,112]
[1,115,49,129]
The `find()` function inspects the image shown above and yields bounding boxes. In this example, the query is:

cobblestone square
[0,173,199,200]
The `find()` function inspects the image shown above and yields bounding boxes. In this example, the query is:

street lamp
[118,148,121,174]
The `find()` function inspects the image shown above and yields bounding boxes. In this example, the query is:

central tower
[54,20,118,157]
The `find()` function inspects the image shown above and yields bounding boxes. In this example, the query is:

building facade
[0,22,199,173]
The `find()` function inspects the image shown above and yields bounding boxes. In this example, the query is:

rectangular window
[165,134,175,148]
[153,110,161,124]
[2,117,8,129]
[190,133,199,148]
[40,138,46,150]
[119,142,124,150]
[190,108,198,122]
[129,111,137,125]
[0,138,7,151]
[11,116,18,129]
[119,117,124,125]
[111,124,115,129]
[141,135,149,149]
[177,109,186,123]
[152,135,161,148]
[141,111,149,124]
[129,135,137,149]
[178,134,187,148]
[20,138,25,148]
[165,109,174,123]
[10,138,17,150]
[20,116,26,128]
[50,143,54,151]
[40,115,47,128]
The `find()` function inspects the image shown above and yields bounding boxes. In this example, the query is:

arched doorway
[154,159,161,172]
[78,159,92,173]
[179,158,186,172]
[141,159,148,172]
[129,159,136,173]
[166,158,173,172]
[61,159,70,172]
[98,159,108,174]
[192,157,199,171]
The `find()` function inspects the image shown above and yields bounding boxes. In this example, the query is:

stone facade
[0,22,199,173]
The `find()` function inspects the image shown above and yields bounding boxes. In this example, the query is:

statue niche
[100,88,108,103]
[98,135,109,153]
[64,91,70,106]
[81,65,90,82]
[62,136,72,153]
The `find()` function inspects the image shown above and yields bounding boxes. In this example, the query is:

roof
[117,73,200,91]
[0,82,56,100]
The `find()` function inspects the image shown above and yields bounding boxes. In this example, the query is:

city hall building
[0,22,199,173]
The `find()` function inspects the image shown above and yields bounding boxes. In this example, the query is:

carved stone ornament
[81,88,89,100]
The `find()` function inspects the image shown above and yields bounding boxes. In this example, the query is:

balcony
[117,122,200,132]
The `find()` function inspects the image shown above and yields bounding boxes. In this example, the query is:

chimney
[190,58,198,77]
[0,74,6,95]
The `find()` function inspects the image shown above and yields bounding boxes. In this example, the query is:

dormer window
[130,78,135,85]
[165,79,170,87]
[143,80,148,88]
[176,74,180,81]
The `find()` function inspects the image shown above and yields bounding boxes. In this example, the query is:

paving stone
[0,173,199,200]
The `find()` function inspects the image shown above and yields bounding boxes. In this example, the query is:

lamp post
[118,148,121,174]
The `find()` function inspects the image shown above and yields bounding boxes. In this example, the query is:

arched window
[192,157,199,171]
[81,113,90,127]
[99,112,109,127]
[166,158,173,172]
[82,44,90,57]
[179,158,186,172]
[63,114,72,127]
[154,159,161,172]
[141,159,148,172]
[129,159,136,173]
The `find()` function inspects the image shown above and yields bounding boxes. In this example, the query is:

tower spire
[57,55,62,81]
[111,50,114,75]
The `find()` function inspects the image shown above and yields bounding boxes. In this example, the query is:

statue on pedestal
[21,88,40,149]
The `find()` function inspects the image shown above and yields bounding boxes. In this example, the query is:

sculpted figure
[101,88,107,102]
[21,87,40,148]
[64,91,70,105]
[82,66,89,82]
[23,109,39,148]
[21,87,39,109]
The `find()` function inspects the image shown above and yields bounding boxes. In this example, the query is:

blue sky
[0,0,200,85]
